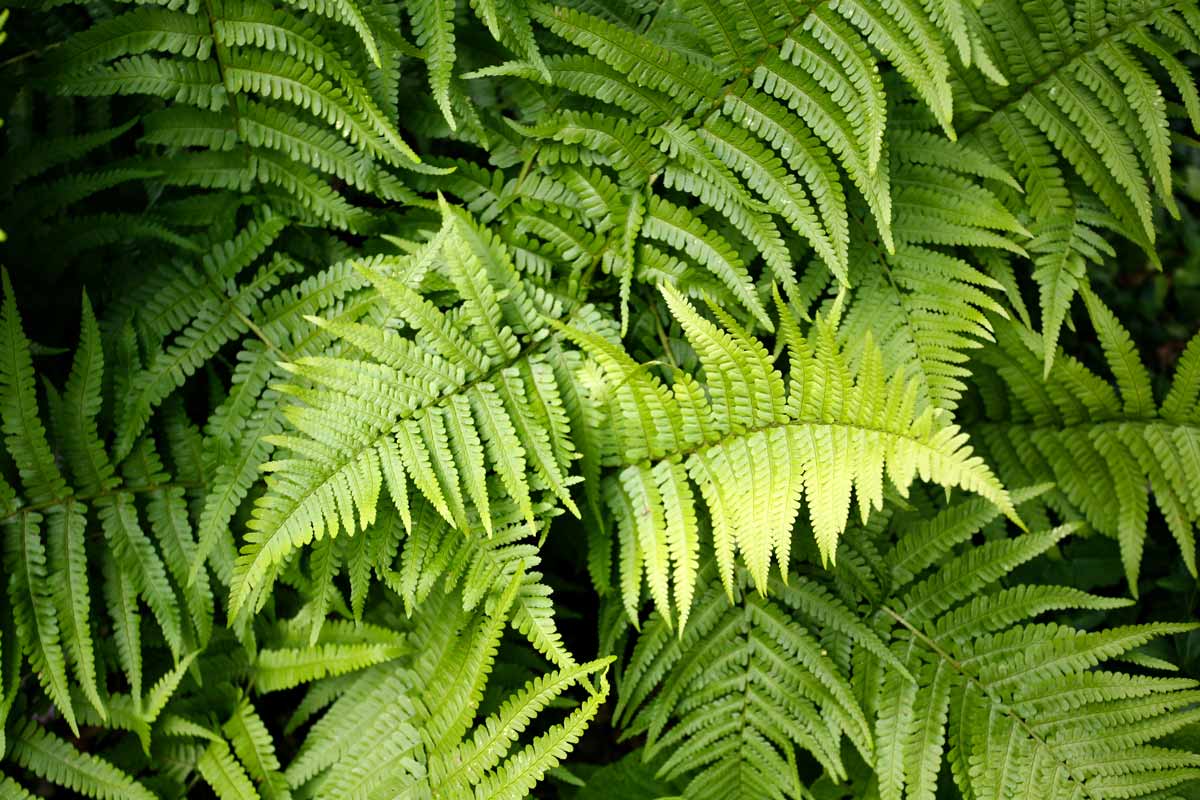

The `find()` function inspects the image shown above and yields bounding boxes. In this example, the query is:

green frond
[192,256,375,584]
[616,563,871,799]
[569,284,1015,625]
[852,501,1200,800]
[254,629,406,692]
[532,5,723,112]
[125,436,215,647]
[7,720,157,800]
[838,124,1020,411]
[969,308,1200,591]
[103,548,144,702]
[4,512,77,734]
[116,213,288,458]
[281,584,604,799]
[284,0,381,66]
[959,0,1200,362]
[4,2,1200,798]
[0,276,254,740]
[231,205,580,617]
[0,774,35,799]
[0,272,67,504]
[222,698,290,799]
[47,8,214,74]
[0,119,138,189]
[1080,287,1155,418]
[408,0,457,128]
[198,738,261,800]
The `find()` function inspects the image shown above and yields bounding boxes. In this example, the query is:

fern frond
[281,582,604,799]
[851,496,1200,800]
[198,738,261,800]
[231,204,580,617]
[254,623,406,692]
[7,720,157,800]
[957,0,1200,367]
[40,0,434,229]
[969,302,1200,591]
[0,277,216,734]
[222,698,290,799]
[115,213,288,458]
[570,284,1015,626]
[838,121,1022,411]
[615,562,875,798]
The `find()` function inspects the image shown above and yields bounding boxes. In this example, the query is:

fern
[7,720,158,800]
[615,561,891,796]
[229,201,584,617]
[28,0,435,231]
[272,580,609,799]
[861,492,1200,800]
[614,489,1200,800]
[0,275,214,737]
[835,117,1026,411]
[574,283,1015,628]
[461,0,1000,323]
[2,1,1200,798]
[969,292,1200,592]
[955,0,1200,368]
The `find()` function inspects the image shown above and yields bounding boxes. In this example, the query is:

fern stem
[0,480,205,524]
[200,0,251,161]
[0,44,60,68]
[229,303,286,360]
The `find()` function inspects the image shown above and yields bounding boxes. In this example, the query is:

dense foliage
[0,0,1198,797]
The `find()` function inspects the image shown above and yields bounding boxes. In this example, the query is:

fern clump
[1,1,1199,798]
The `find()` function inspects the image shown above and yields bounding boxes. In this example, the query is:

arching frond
[279,583,609,799]
[0,276,209,737]
[570,283,1016,628]
[837,120,1025,411]
[968,294,1200,592]
[231,203,581,617]
[615,561,896,799]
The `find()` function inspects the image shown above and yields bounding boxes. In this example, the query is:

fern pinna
[2,0,1200,798]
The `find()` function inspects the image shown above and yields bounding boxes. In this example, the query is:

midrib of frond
[612,408,961,475]
[198,0,252,165]
[0,479,205,526]
[958,0,1185,140]
[680,603,762,787]
[881,605,1104,800]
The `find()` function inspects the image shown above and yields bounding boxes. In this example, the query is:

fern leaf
[255,637,405,692]
[971,312,1200,588]
[573,284,1015,622]
[46,502,102,717]
[102,548,143,701]
[223,699,290,799]
[199,738,261,800]
[409,0,457,129]
[232,206,577,616]
[8,721,156,800]
[465,671,608,800]
[0,272,67,504]
[4,512,76,733]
